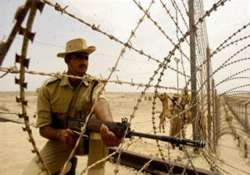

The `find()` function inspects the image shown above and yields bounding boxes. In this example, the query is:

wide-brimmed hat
[57,38,96,58]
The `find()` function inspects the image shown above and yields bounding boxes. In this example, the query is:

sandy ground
[0,92,249,175]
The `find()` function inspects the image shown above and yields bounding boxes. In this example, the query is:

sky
[0,0,250,93]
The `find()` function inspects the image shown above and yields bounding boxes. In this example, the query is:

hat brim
[57,46,96,58]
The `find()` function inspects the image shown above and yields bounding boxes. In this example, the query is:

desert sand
[0,91,249,175]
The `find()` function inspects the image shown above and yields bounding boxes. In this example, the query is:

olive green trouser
[22,132,107,175]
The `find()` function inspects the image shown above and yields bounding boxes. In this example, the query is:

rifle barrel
[129,131,205,148]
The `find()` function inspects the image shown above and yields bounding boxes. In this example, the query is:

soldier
[169,95,183,138]
[22,38,121,175]
[179,88,192,124]
[157,93,171,133]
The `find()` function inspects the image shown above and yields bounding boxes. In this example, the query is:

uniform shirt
[36,75,104,128]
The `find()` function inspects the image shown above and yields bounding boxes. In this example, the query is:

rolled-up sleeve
[36,85,52,128]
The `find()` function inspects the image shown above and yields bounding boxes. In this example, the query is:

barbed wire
[194,0,209,70]
[13,1,51,174]
[203,98,250,175]
[75,90,219,175]
[193,23,250,90]
[196,43,250,94]
[76,29,248,174]
[213,34,250,56]
[160,0,196,87]
[174,3,188,85]
[223,90,250,96]
[173,0,189,29]
[146,39,206,174]
[195,68,250,165]
[60,1,155,174]
[151,65,173,171]
[181,0,239,97]
[42,0,234,99]
[1,0,245,174]
[215,67,250,87]
[201,150,231,175]
[224,91,250,99]
[220,57,250,71]
[211,21,250,57]
[80,151,118,175]
[181,0,189,17]
[111,7,181,175]
[132,0,191,62]
[163,0,235,95]
[40,0,190,78]
[0,69,229,174]
[220,83,250,96]
[203,99,235,175]
[224,96,250,132]
[111,65,216,174]
[148,49,219,174]
[133,108,206,174]
[182,147,199,175]
[180,161,191,175]
[135,159,153,175]
[52,0,223,174]
[159,0,190,45]
[0,66,188,92]
[0,72,8,79]
[223,97,245,137]
[206,149,250,175]
[0,63,212,98]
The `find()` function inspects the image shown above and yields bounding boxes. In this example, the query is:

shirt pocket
[51,93,72,112]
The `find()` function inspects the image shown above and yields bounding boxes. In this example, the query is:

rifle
[68,118,205,148]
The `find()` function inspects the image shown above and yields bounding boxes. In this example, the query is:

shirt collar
[59,75,89,87]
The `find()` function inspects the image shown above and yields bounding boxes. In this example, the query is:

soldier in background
[157,93,171,133]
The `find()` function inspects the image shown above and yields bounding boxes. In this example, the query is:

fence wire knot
[54,3,68,14]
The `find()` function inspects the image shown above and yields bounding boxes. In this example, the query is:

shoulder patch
[43,77,60,86]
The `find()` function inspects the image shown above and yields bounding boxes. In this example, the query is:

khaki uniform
[22,75,107,175]
[169,98,184,138]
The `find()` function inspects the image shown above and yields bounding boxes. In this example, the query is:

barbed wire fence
[0,0,250,175]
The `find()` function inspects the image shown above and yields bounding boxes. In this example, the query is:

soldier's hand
[56,128,77,147]
[100,124,122,147]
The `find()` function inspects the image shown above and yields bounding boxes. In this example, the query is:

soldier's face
[67,53,89,76]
